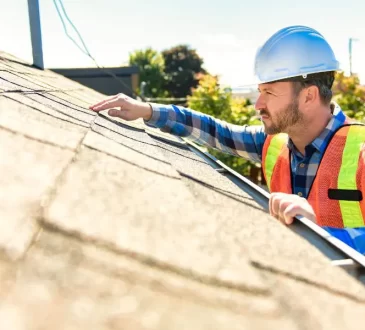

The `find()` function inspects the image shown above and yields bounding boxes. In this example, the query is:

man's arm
[147,103,266,161]
[90,93,267,163]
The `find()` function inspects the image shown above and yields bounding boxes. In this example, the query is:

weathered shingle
[0,129,74,259]
[0,96,86,148]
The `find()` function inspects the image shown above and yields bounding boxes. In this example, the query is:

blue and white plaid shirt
[147,102,365,253]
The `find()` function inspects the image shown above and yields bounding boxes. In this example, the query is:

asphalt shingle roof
[1,51,365,330]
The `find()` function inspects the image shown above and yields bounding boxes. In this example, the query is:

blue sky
[1,0,364,87]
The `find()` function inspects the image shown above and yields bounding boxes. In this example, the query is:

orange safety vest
[262,123,365,228]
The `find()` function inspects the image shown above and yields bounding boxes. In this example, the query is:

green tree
[128,48,167,98]
[162,45,206,98]
[187,74,261,179]
[187,74,231,119]
[332,72,365,121]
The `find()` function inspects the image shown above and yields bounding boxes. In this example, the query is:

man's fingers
[89,94,118,109]
[269,193,282,217]
[277,199,291,223]
[108,109,120,117]
[284,203,316,223]
[269,192,316,225]
[282,204,303,225]
[270,193,300,224]
[91,99,123,112]
[89,95,120,111]
[269,193,275,216]
[108,109,132,121]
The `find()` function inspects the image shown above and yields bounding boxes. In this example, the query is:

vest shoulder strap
[334,124,365,227]
[263,133,288,191]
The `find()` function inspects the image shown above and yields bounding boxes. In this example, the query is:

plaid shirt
[147,102,346,198]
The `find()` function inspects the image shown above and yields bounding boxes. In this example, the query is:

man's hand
[269,192,316,225]
[89,93,153,121]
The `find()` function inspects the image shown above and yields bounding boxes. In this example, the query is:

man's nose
[255,94,265,111]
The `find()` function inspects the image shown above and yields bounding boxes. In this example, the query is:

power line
[52,0,258,104]
[52,0,143,100]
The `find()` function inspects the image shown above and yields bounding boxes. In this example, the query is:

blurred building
[231,85,259,104]
[51,66,139,97]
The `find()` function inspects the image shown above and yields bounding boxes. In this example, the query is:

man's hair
[275,71,336,105]
[291,71,336,105]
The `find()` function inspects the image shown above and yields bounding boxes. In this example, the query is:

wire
[52,0,143,100]
[54,0,92,58]
[53,0,89,57]
[52,0,256,104]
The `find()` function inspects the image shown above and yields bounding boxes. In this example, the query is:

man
[90,25,365,253]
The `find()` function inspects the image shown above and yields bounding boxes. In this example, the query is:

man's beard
[262,98,303,135]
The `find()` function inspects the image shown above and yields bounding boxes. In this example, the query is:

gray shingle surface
[0,129,74,260]
[44,147,267,291]
[1,51,365,329]
[82,131,179,178]
[0,71,60,92]
[259,270,365,330]
[0,76,33,92]
[23,93,95,124]
[0,96,86,149]
[4,92,90,127]
[0,231,295,330]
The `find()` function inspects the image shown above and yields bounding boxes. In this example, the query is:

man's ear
[304,86,318,104]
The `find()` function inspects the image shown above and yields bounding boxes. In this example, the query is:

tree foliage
[128,48,167,98]
[187,74,231,118]
[332,72,365,121]
[129,45,206,99]
[187,74,261,177]
[162,45,206,98]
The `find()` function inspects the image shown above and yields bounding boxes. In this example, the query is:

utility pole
[27,0,44,69]
[349,37,359,76]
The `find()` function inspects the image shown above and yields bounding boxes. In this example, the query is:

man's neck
[288,106,333,156]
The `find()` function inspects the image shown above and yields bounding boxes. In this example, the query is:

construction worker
[90,25,365,253]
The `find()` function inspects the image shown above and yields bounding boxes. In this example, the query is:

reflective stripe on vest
[264,133,287,191]
[338,125,365,227]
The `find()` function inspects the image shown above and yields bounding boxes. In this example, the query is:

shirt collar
[287,102,347,155]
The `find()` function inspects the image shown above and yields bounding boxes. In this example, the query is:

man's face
[255,81,304,135]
